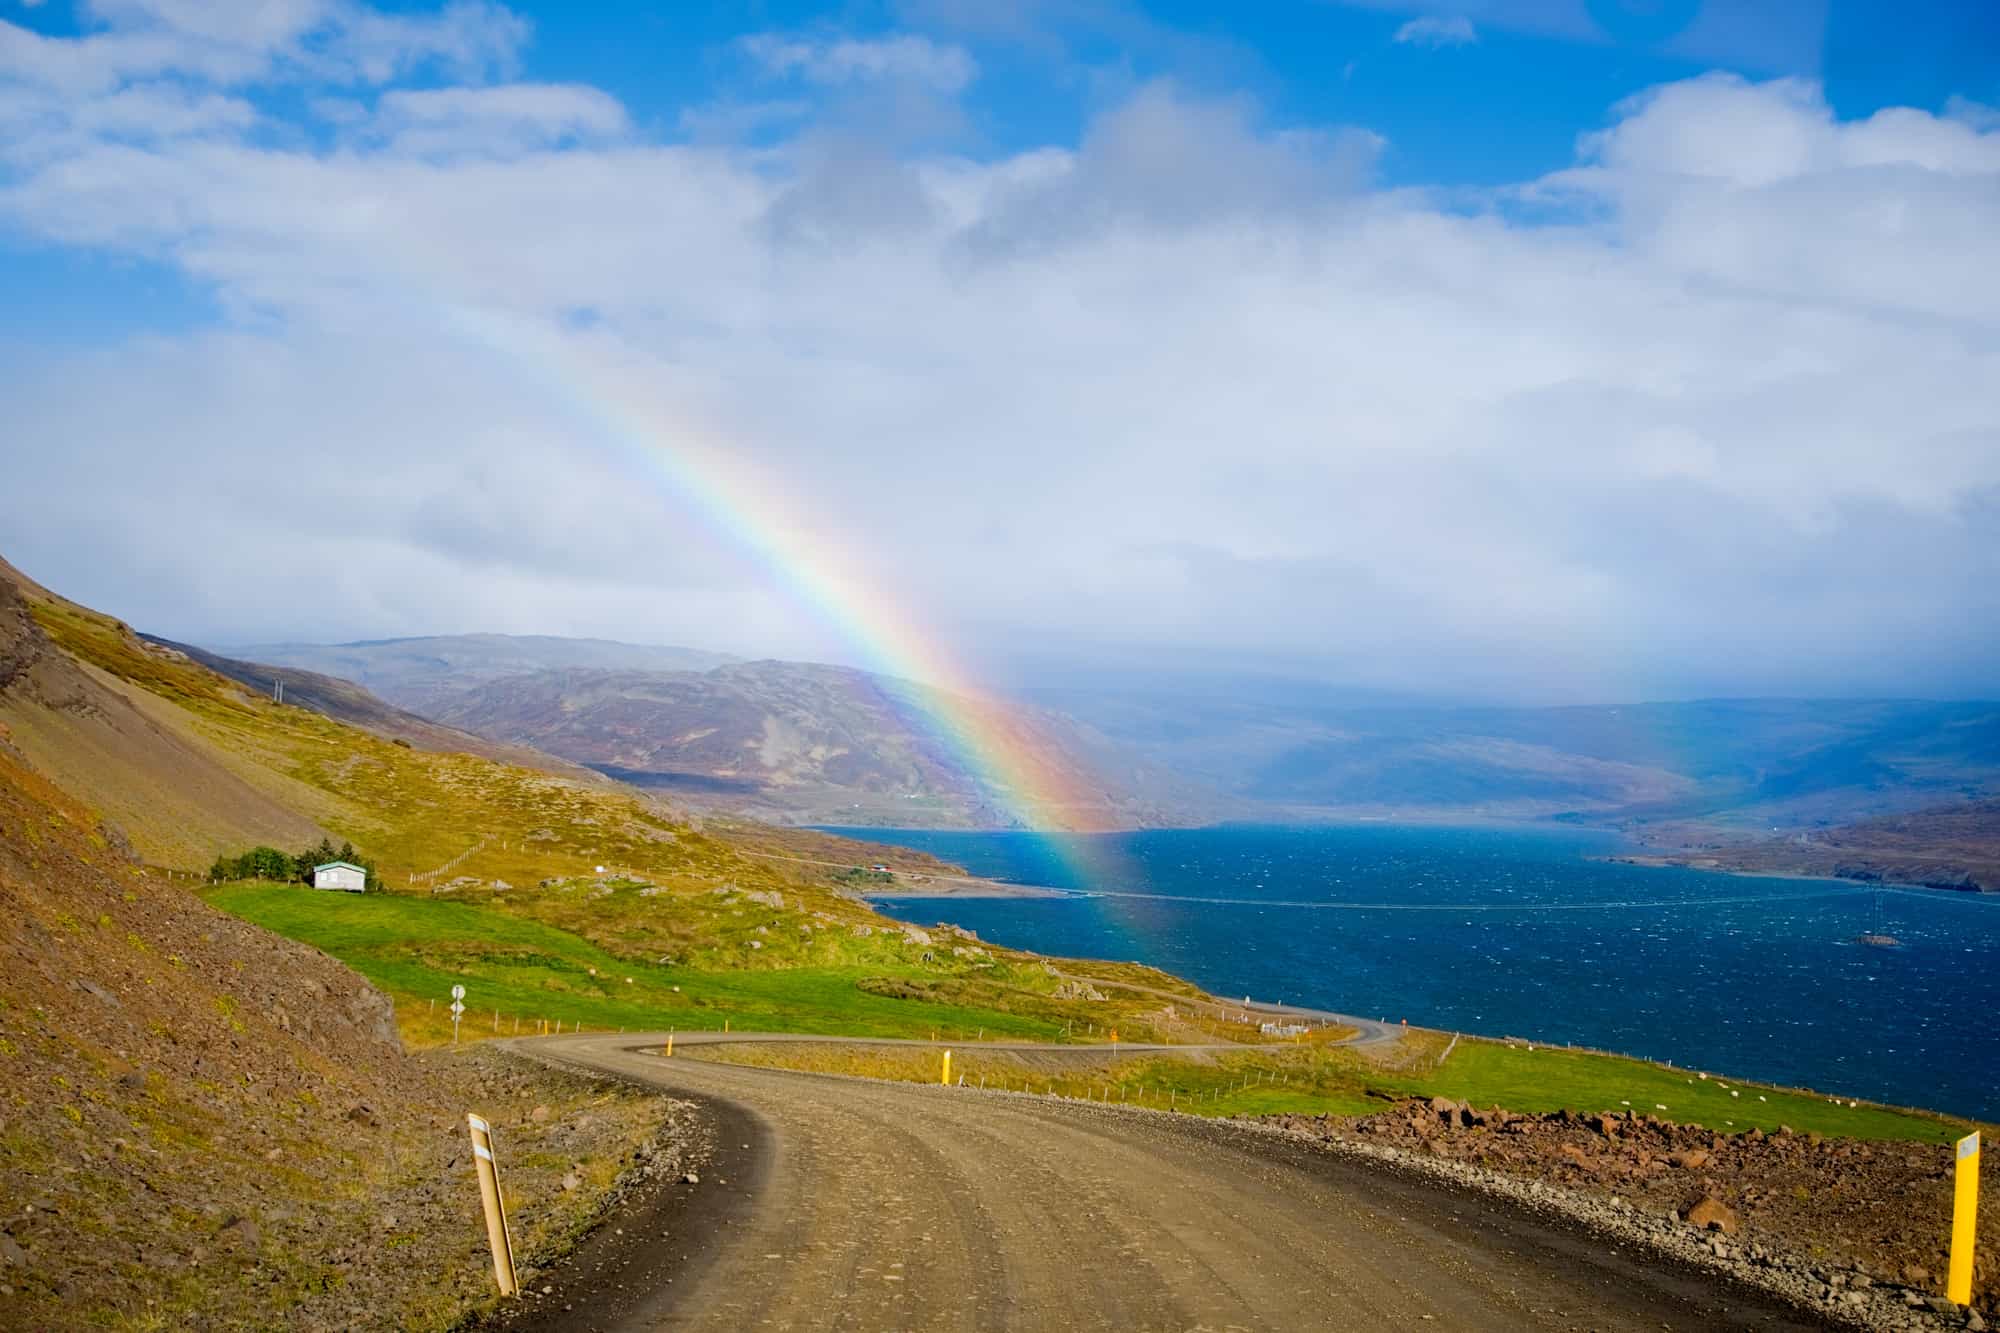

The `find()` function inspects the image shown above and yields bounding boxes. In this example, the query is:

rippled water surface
[845,824,2000,1121]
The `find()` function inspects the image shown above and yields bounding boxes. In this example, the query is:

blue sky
[3,1,1994,344]
[2,0,1998,702]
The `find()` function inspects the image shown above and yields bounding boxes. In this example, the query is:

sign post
[450,984,466,1046]
[466,1113,518,1296]
[1949,1130,1980,1306]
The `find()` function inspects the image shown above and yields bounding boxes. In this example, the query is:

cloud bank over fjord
[1,3,1997,703]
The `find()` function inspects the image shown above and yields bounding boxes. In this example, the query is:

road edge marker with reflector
[467,1112,518,1296]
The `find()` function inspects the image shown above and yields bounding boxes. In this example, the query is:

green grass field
[687,1035,1972,1142]
[205,883,1077,1046]
[1422,1039,1969,1143]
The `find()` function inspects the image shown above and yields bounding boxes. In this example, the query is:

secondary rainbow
[448,308,1116,884]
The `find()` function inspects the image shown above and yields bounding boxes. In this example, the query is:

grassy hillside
[143,633,611,783]
[205,882,1078,1044]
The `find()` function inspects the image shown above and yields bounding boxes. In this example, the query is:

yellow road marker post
[466,1113,518,1296]
[666,1030,674,1057]
[941,1050,952,1085]
[1949,1130,1980,1306]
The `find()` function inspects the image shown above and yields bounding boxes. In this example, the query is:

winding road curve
[502,1031,1832,1332]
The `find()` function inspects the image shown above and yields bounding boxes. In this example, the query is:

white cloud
[1,12,1997,700]
[1548,74,2000,325]
[0,0,526,96]
[370,83,628,155]
[741,32,977,93]
[1393,15,1476,49]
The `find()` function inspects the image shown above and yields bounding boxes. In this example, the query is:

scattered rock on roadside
[1686,1197,1739,1235]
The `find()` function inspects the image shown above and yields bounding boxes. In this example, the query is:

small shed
[312,861,367,893]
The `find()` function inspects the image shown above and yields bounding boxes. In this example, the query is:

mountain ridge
[232,632,741,716]
[208,628,2000,837]
[415,658,1227,831]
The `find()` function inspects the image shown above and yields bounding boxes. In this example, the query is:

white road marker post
[450,984,466,1046]
[466,1113,518,1296]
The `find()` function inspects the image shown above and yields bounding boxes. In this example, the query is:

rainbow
[445,308,1123,886]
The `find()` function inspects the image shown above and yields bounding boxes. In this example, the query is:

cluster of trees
[207,837,380,889]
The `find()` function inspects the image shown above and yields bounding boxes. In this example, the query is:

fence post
[466,1113,518,1296]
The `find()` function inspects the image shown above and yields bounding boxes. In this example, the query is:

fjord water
[854,824,2000,1122]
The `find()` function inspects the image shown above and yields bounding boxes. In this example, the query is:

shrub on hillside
[207,837,380,889]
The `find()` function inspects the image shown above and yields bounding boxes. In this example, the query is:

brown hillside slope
[140,633,614,786]
[0,559,329,865]
[1635,797,2000,892]
[0,734,685,1330]
[0,556,687,884]
[0,733,410,1323]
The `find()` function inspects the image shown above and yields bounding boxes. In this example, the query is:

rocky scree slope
[1257,1098,1994,1326]
[0,730,415,1326]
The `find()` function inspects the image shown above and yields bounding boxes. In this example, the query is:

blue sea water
[841,824,2000,1122]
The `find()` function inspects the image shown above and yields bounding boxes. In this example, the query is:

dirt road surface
[499,1031,1835,1332]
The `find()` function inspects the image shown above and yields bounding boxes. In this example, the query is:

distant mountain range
[1026,683,2000,830]
[229,634,741,716]
[223,634,2000,845]
[1622,798,2000,893]
[232,635,1223,830]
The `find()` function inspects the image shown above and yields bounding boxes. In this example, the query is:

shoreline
[856,833,2000,1124]
[861,874,1070,899]
[1597,853,1997,897]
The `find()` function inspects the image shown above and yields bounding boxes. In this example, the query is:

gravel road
[503,1031,1838,1332]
